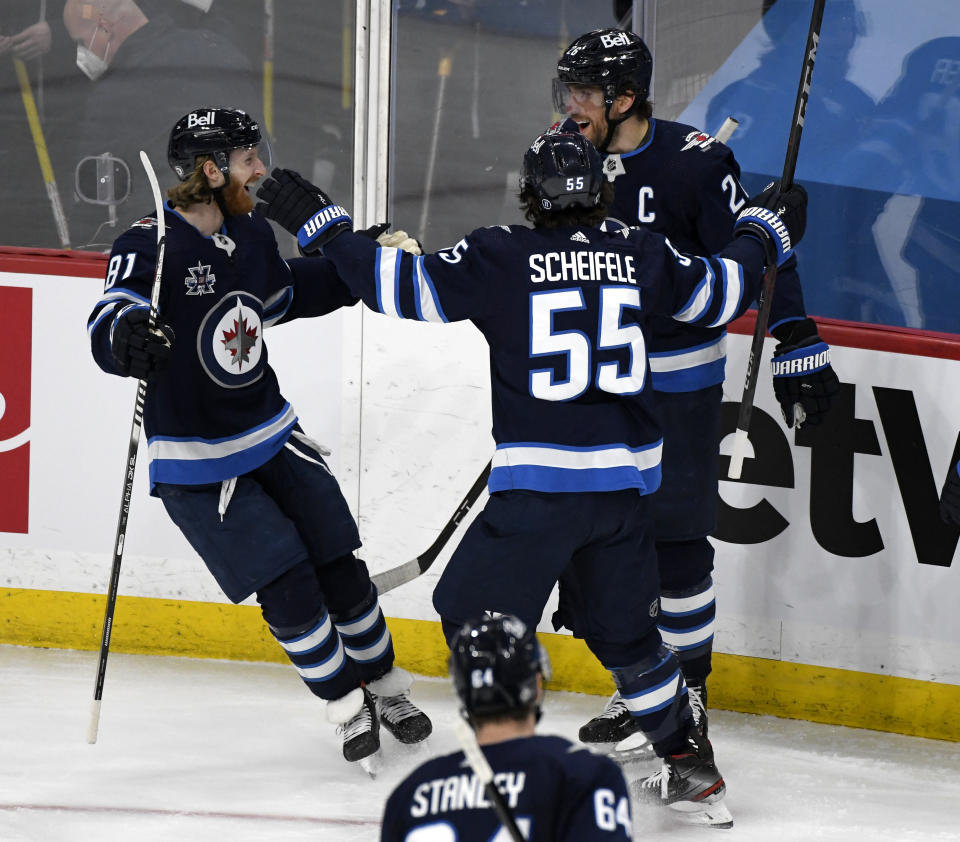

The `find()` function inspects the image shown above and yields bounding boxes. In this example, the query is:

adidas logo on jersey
[570,231,590,243]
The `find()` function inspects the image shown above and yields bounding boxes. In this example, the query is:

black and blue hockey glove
[255,168,352,254]
[111,307,175,380]
[770,318,839,429]
[734,182,807,267]
[940,459,960,526]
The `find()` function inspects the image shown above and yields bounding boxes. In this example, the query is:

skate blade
[669,798,734,829]
[358,749,383,779]
[609,731,656,764]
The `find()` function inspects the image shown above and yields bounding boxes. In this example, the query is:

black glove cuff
[771,317,818,346]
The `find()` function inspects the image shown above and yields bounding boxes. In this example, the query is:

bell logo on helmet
[186,111,216,129]
[600,31,632,49]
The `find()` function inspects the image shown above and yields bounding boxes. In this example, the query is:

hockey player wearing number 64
[255,129,808,826]
[86,106,431,770]
[380,614,634,841]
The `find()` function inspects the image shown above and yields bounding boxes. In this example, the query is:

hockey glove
[734,182,807,266]
[940,459,960,527]
[357,221,391,241]
[255,168,352,254]
[111,307,175,380]
[377,229,422,255]
[770,318,839,429]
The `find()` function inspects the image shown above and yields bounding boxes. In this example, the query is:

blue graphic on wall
[679,0,960,332]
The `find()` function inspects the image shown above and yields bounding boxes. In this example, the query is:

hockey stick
[727,0,825,480]
[371,460,491,594]
[454,718,526,842]
[87,150,166,744]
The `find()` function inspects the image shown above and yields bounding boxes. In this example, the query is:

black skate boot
[367,667,432,744]
[632,725,733,829]
[328,687,381,765]
[578,692,645,744]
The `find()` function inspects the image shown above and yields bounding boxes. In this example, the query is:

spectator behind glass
[62,0,261,250]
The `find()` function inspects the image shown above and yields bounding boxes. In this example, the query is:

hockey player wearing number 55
[380,614,634,842]
[86,107,431,770]
[552,29,841,753]
[254,130,808,826]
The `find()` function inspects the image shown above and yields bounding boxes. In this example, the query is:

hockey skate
[367,667,433,745]
[578,692,645,746]
[327,687,381,776]
[631,725,733,829]
[609,679,709,767]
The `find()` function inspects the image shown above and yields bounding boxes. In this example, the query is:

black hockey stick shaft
[454,719,525,842]
[727,0,825,480]
[371,460,491,593]
[88,151,166,744]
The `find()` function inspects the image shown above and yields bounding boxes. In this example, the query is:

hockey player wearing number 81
[254,129,808,825]
[380,614,634,841]
[86,106,431,769]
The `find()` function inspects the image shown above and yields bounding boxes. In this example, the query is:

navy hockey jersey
[602,117,807,392]
[323,220,768,495]
[87,204,355,491]
[380,735,633,842]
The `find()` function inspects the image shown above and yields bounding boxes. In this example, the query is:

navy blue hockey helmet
[449,614,549,719]
[520,131,604,211]
[167,107,262,183]
[554,28,653,112]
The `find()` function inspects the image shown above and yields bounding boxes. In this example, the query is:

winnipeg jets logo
[198,291,266,388]
[185,262,216,295]
[220,298,259,369]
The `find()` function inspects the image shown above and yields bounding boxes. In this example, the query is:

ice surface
[1,646,958,841]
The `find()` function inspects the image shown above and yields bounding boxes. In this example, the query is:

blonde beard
[221,179,255,216]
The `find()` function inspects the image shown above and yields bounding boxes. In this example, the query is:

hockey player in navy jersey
[381,614,634,841]
[86,107,431,769]
[551,28,840,751]
[254,129,807,825]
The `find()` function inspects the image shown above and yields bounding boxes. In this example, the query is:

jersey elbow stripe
[376,247,402,318]
[706,258,744,327]
[414,256,448,323]
[674,259,715,323]
[262,286,294,327]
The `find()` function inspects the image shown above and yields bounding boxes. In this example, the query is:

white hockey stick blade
[727,428,749,479]
[87,700,102,744]
[669,798,734,829]
[714,116,739,144]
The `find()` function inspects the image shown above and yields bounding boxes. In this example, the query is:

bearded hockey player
[381,614,634,841]
[86,106,431,771]
[552,28,839,754]
[254,129,808,825]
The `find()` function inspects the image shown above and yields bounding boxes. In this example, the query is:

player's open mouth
[577,122,589,132]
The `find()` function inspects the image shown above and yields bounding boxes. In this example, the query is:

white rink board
[2,266,959,684]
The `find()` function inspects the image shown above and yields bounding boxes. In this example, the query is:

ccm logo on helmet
[187,111,216,129]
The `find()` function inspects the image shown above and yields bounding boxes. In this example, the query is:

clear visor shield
[552,78,605,113]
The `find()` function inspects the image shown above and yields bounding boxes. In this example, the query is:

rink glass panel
[3,0,959,330]
[0,0,354,259]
